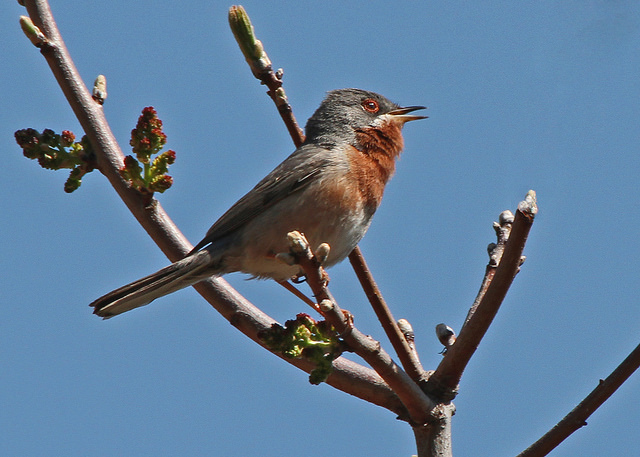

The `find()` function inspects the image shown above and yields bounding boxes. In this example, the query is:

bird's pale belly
[223,178,373,280]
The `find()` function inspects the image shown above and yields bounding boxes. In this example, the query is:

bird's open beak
[388,106,428,123]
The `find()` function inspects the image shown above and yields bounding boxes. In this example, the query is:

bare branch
[228,5,304,146]
[426,191,537,400]
[224,6,430,411]
[349,247,427,382]
[517,341,640,457]
[463,209,515,327]
[20,0,407,416]
[277,280,317,308]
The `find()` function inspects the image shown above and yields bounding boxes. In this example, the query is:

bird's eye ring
[362,98,380,113]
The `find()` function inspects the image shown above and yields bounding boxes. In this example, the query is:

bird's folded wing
[190,143,332,253]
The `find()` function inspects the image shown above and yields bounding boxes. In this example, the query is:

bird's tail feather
[90,250,217,319]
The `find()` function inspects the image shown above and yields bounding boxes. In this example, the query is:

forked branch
[426,191,538,400]
[283,231,436,425]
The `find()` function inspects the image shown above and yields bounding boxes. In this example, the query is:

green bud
[228,6,260,60]
[19,16,47,47]
[64,167,84,193]
[149,175,173,193]
[228,6,272,77]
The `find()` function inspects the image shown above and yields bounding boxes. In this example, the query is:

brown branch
[227,5,422,388]
[277,280,317,308]
[286,231,436,425]
[413,404,455,457]
[516,341,640,457]
[191,279,408,416]
[228,6,304,147]
[20,0,408,417]
[462,210,515,327]
[426,191,538,400]
[349,247,426,381]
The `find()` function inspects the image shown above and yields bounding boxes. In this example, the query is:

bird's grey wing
[190,144,331,253]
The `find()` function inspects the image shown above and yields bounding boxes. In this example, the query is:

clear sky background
[2,1,640,456]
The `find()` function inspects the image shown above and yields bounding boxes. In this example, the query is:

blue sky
[3,1,640,456]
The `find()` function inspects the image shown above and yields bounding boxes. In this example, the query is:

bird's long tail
[90,250,217,319]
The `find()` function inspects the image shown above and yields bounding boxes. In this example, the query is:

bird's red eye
[362,99,380,113]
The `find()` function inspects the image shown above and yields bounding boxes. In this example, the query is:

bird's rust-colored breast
[348,121,405,215]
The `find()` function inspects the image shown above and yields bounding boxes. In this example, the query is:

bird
[91,88,426,318]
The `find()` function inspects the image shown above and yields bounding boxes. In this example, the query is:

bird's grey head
[304,89,400,147]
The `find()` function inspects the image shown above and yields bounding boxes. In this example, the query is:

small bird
[91,88,426,318]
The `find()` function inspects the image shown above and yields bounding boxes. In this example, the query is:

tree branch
[228,5,305,147]
[462,209,515,328]
[413,404,455,457]
[285,231,436,425]
[349,247,427,382]
[517,341,640,457]
[425,191,537,400]
[19,0,408,417]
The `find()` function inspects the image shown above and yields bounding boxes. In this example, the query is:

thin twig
[349,247,426,382]
[426,191,537,400]
[463,210,514,327]
[517,341,640,457]
[277,280,317,308]
[20,0,408,416]
[228,6,304,146]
